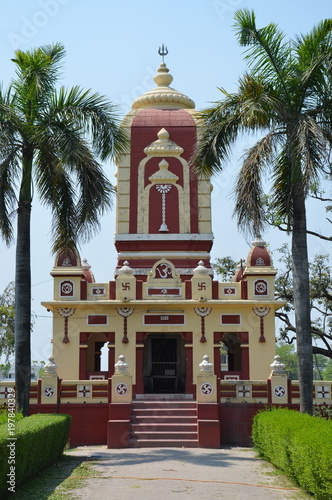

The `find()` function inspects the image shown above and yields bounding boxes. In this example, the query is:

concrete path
[67,446,312,499]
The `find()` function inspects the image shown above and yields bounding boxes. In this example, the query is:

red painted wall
[29,404,109,447]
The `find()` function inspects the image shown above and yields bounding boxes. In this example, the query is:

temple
[35,59,290,447]
[0,56,329,448]
[44,60,282,385]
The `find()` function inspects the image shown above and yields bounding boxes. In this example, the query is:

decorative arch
[137,128,191,234]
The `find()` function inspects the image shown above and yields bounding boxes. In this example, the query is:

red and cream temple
[2,59,331,448]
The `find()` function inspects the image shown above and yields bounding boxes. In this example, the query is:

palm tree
[0,43,127,416]
[192,10,332,414]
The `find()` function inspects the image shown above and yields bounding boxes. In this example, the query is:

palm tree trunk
[292,184,313,414]
[15,200,31,416]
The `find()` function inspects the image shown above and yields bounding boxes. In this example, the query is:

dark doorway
[143,334,185,393]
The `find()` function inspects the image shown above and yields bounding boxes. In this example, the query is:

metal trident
[158,44,168,62]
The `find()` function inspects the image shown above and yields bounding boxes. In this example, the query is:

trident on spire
[158,44,168,63]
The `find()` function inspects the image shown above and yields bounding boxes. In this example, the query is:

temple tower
[114,61,213,279]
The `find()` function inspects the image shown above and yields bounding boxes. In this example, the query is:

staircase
[130,398,198,448]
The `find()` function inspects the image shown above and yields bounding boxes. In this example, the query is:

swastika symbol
[115,383,128,396]
[43,386,55,398]
[200,383,213,395]
[198,283,206,290]
[274,385,286,398]
[122,283,130,290]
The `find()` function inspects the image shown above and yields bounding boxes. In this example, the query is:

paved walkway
[67,446,312,499]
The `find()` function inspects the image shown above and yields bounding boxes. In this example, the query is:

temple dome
[131,63,195,110]
[246,237,272,268]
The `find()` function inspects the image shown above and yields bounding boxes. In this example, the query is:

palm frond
[0,154,19,245]
[34,117,114,249]
[233,131,277,236]
[297,115,328,190]
[295,20,332,101]
[233,9,292,90]
[74,159,114,244]
[11,43,65,120]
[271,146,294,224]
[192,75,282,176]
[34,149,78,252]
[49,86,129,161]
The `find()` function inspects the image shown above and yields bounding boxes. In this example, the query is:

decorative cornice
[114,233,214,241]
[132,89,195,110]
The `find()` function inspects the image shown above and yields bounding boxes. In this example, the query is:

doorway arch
[143,333,186,393]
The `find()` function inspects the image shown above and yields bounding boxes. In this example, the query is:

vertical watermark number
[6,387,16,493]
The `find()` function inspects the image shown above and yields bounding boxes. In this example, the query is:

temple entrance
[143,333,185,393]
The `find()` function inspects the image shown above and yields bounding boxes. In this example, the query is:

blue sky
[1,0,332,363]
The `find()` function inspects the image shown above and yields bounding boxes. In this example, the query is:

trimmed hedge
[0,413,71,498]
[252,408,332,500]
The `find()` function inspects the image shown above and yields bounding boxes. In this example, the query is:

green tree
[192,10,332,414]
[0,44,127,415]
[0,282,15,362]
[275,245,332,361]
[276,342,298,380]
[0,362,11,380]
[212,256,239,281]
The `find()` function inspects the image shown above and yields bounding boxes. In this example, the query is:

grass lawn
[4,454,99,500]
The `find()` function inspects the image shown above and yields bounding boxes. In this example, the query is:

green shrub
[0,413,71,498]
[252,408,332,500]
[0,405,23,426]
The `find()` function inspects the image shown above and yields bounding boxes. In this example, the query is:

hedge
[0,413,71,498]
[252,407,332,500]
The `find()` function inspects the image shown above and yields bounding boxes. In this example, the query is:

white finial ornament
[82,258,91,269]
[194,260,209,275]
[270,355,286,375]
[115,355,129,375]
[118,261,133,275]
[43,356,58,377]
[199,355,213,374]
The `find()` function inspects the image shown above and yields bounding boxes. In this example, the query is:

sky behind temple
[1,0,332,363]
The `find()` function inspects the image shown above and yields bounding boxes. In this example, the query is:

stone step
[131,401,197,409]
[131,431,198,440]
[131,408,197,417]
[131,415,197,424]
[131,423,197,432]
[130,438,199,448]
[129,400,199,448]
[135,394,194,401]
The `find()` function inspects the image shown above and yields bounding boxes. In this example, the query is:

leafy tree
[212,256,240,281]
[0,362,11,380]
[192,10,332,414]
[276,342,298,380]
[0,44,128,415]
[275,245,332,361]
[263,191,332,242]
[0,282,15,362]
[322,359,332,380]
